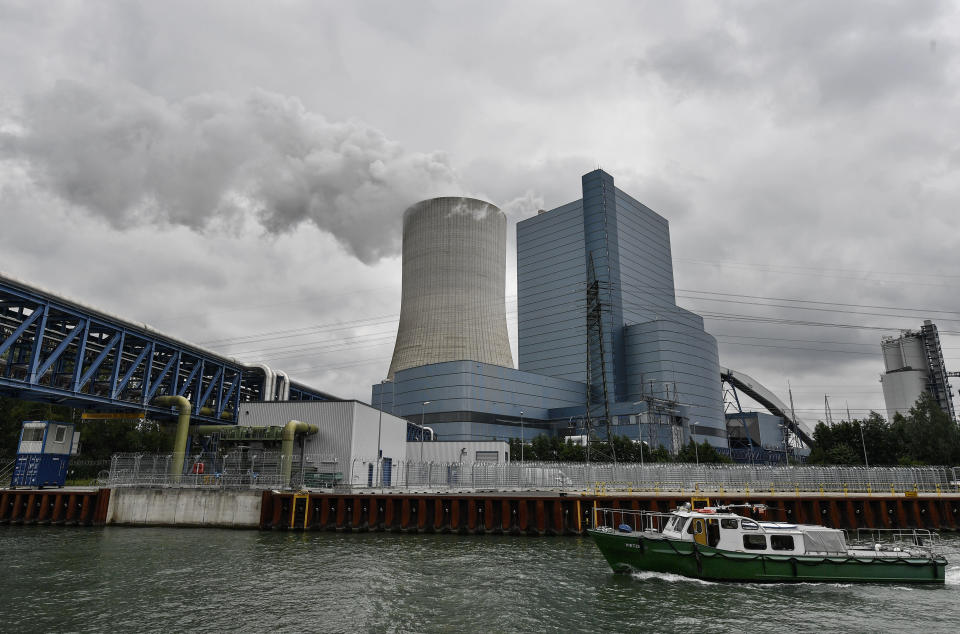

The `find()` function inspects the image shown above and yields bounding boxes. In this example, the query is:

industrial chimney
[387,197,514,379]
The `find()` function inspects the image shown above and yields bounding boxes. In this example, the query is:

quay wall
[259,491,960,534]
[105,488,262,528]
[3,488,960,534]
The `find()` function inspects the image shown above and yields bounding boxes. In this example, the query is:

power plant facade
[880,321,956,422]
[374,170,725,446]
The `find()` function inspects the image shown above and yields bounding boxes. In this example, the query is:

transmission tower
[585,253,616,463]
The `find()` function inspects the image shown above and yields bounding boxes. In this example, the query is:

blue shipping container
[11,454,70,488]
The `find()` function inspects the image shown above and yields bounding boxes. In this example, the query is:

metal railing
[104,452,344,490]
[362,461,960,494]
[103,453,960,494]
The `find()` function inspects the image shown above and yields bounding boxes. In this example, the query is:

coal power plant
[373,169,811,457]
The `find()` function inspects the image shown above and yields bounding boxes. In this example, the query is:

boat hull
[588,530,946,584]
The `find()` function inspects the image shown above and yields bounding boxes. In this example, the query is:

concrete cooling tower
[387,197,514,380]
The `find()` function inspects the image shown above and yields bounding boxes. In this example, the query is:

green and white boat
[589,503,947,584]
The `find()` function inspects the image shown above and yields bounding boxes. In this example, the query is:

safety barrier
[103,454,960,495]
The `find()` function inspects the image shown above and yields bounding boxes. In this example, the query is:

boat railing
[848,528,944,556]
[593,506,675,533]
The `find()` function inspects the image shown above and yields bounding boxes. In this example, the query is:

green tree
[676,439,732,464]
[894,393,960,465]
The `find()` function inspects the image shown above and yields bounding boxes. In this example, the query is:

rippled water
[1,527,958,633]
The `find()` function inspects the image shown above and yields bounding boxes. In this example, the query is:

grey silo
[387,197,514,380]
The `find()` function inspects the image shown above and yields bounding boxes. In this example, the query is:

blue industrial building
[374,170,726,448]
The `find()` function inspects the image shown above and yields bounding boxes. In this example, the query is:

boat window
[720,518,738,530]
[771,535,794,551]
[55,426,67,442]
[741,519,759,531]
[743,534,767,550]
[674,517,688,533]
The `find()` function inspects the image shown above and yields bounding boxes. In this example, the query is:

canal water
[1,527,958,633]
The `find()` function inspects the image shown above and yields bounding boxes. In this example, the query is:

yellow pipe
[282,420,318,487]
[154,395,191,482]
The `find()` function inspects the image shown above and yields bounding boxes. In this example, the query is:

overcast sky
[1,1,958,425]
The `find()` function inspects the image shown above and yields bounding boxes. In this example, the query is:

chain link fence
[103,453,960,494]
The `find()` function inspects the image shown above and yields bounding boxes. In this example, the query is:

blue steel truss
[0,275,333,424]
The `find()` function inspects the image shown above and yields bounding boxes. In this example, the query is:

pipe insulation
[153,395,192,481]
[281,420,319,486]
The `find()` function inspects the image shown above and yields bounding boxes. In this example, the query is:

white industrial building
[236,400,509,487]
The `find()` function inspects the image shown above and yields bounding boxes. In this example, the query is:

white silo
[387,197,514,379]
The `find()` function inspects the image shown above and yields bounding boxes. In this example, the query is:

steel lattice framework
[0,274,333,424]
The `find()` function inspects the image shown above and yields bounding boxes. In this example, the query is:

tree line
[508,434,732,464]
[0,397,174,478]
[807,392,960,466]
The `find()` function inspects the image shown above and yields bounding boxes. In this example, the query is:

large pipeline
[153,395,192,482]
[188,419,318,488]
[281,420,319,485]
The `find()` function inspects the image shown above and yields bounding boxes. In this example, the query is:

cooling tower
[387,197,514,379]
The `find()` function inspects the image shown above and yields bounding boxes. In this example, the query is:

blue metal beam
[108,331,126,399]
[146,351,177,402]
[198,365,222,412]
[0,307,42,358]
[26,303,50,382]
[34,317,85,381]
[77,331,121,391]
[115,344,151,397]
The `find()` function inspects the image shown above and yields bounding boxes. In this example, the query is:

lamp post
[420,401,430,462]
[631,401,644,469]
[519,409,524,463]
[692,421,699,466]
[859,421,869,468]
[376,380,385,487]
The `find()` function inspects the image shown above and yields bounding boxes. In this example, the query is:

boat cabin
[657,508,848,556]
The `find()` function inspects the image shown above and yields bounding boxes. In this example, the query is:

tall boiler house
[386,197,514,380]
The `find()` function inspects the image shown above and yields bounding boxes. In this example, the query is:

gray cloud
[2,79,461,263]
[636,1,954,112]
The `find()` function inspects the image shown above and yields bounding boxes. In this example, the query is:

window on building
[770,535,795,551]
[475,451,499,462]
[21,428,44,442]
[743,534,767,550]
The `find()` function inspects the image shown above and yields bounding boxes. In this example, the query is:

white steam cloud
[1,79,461,263]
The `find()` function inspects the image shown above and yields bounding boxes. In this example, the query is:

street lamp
[376,380,386,487]
[859,421,869,468]
[420,401,430,462]
[519,409,524,462]
[631,402,645,469]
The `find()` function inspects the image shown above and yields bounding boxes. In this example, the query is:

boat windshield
[667,515,688,532]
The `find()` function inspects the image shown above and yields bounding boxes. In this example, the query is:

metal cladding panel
[901,335,927,371]
[517,200,587,382]
[388,197,514,379]
[882,340,906,372]
[408,440,510,463]
[881,370,928,422]
[239,401,357,460]
[582,170,626,405]
[624,317,725,445]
